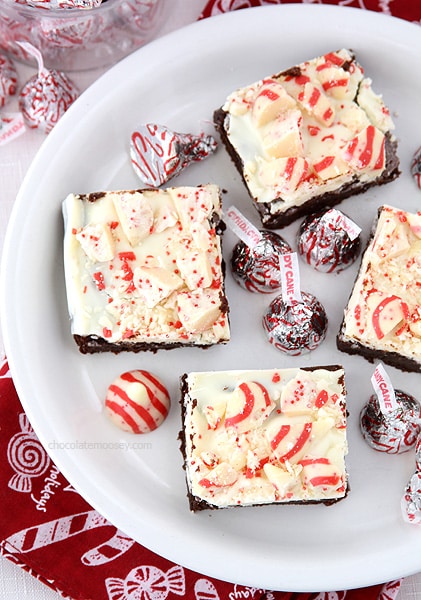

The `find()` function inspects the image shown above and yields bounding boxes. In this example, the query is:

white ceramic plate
[2,5,421,592]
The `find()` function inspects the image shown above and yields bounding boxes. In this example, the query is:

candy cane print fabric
[0,357,11,379]
[313,593,346,600]
[105,564,186,600]
[378,580,402,600]
[0,353,402,600]
[2,511,131,559]
[7,413,51,493]
[199,0,421,23]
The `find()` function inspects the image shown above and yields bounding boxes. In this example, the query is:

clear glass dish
[0,0,170,71]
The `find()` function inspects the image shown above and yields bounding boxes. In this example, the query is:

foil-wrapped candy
[130,123,217,187]
[231,230,292,293]
[0,113,26,146]
[297,208,361,273]
[17,42,79,133]
[24,0,103,8]
[411,146,421,190]
[0,52,18,108]
[39,14,106,49]
[360,389,421,454]
[262,291,328,356]
[117,0,162,34]
[402,436,421,524]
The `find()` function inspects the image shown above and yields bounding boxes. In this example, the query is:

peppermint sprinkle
[371,363,398,414]
[279,252,302,305]
[225,205,262,250]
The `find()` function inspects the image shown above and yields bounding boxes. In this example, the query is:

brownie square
[214,49,400,228]
[337,204,421,373]
[63,184,230,353]
[180,365,348,511]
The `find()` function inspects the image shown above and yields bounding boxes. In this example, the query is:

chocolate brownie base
[336,333,421,374]
[214,107,400,229]
[75,337,218,355]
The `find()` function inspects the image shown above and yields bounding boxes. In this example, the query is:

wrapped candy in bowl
[0,0,171,71]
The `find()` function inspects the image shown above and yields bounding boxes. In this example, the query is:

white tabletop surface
[0,1,420,598]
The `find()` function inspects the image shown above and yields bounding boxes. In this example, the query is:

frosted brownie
[214,49,399,228]
[179,365,348,511]
[62,184,230,353]
[337,205,421,373]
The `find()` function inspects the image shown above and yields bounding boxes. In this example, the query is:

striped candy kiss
[105,370,170,434]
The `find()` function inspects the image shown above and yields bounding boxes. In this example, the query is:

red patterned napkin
[200,0,421,22]
[0,358,402,599]
[1,2,420,598]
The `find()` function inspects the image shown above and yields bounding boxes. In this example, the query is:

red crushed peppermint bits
[105,370,170,434]
[297,208,361,273]
[411,146,421,190]
[360,389,421,454]
[0,52,18,108]
[17,42,78,133]
[230,230,292,293]
[262,291,328,356]
[130,123,217,187]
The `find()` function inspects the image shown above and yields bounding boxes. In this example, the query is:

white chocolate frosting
[182,366,347,508]
[222,49,394,213]
[341,205,421,363]
[63,184,230,347]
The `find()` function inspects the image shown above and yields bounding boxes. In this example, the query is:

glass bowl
[0,0,171,71]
